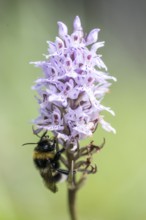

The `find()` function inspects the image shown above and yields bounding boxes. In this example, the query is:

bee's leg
[53,148,65,162]
[57,168,69,175]
[57,168,76,175]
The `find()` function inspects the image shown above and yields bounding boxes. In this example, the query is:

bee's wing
[40,166,58,193]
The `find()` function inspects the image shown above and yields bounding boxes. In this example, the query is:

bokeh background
[0,0,146,220]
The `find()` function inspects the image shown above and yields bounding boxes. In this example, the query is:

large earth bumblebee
[23,131,69,193]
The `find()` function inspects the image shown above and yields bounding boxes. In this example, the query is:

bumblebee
[23,131,69,193]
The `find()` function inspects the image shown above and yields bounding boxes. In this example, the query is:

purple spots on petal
[88,77,93,83]
[79,63,83,67]
[58,42,63,48]
[54,114,59,120]
[87,54,92,60]
[66,60,71,66]
[74,35,78,41]
[66,85,70,91]
[70,52,75,61]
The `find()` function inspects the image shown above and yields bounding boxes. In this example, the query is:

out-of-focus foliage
[0,0,146,220]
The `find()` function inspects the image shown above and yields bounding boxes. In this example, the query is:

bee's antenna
[22,143,37,146]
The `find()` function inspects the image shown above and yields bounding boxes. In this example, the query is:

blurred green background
[0,0,146,220]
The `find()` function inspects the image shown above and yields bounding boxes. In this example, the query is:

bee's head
[35,138,56,152]
[22,131,56,152]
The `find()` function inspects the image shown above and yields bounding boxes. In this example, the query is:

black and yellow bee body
[23,131,68,193]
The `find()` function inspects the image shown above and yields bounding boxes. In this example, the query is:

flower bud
[86,28,100,45]
[57,21,68,39]
[73,16,82,31]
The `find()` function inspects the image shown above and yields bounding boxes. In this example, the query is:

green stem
[68,188,77,220]
[66,148,78,220]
